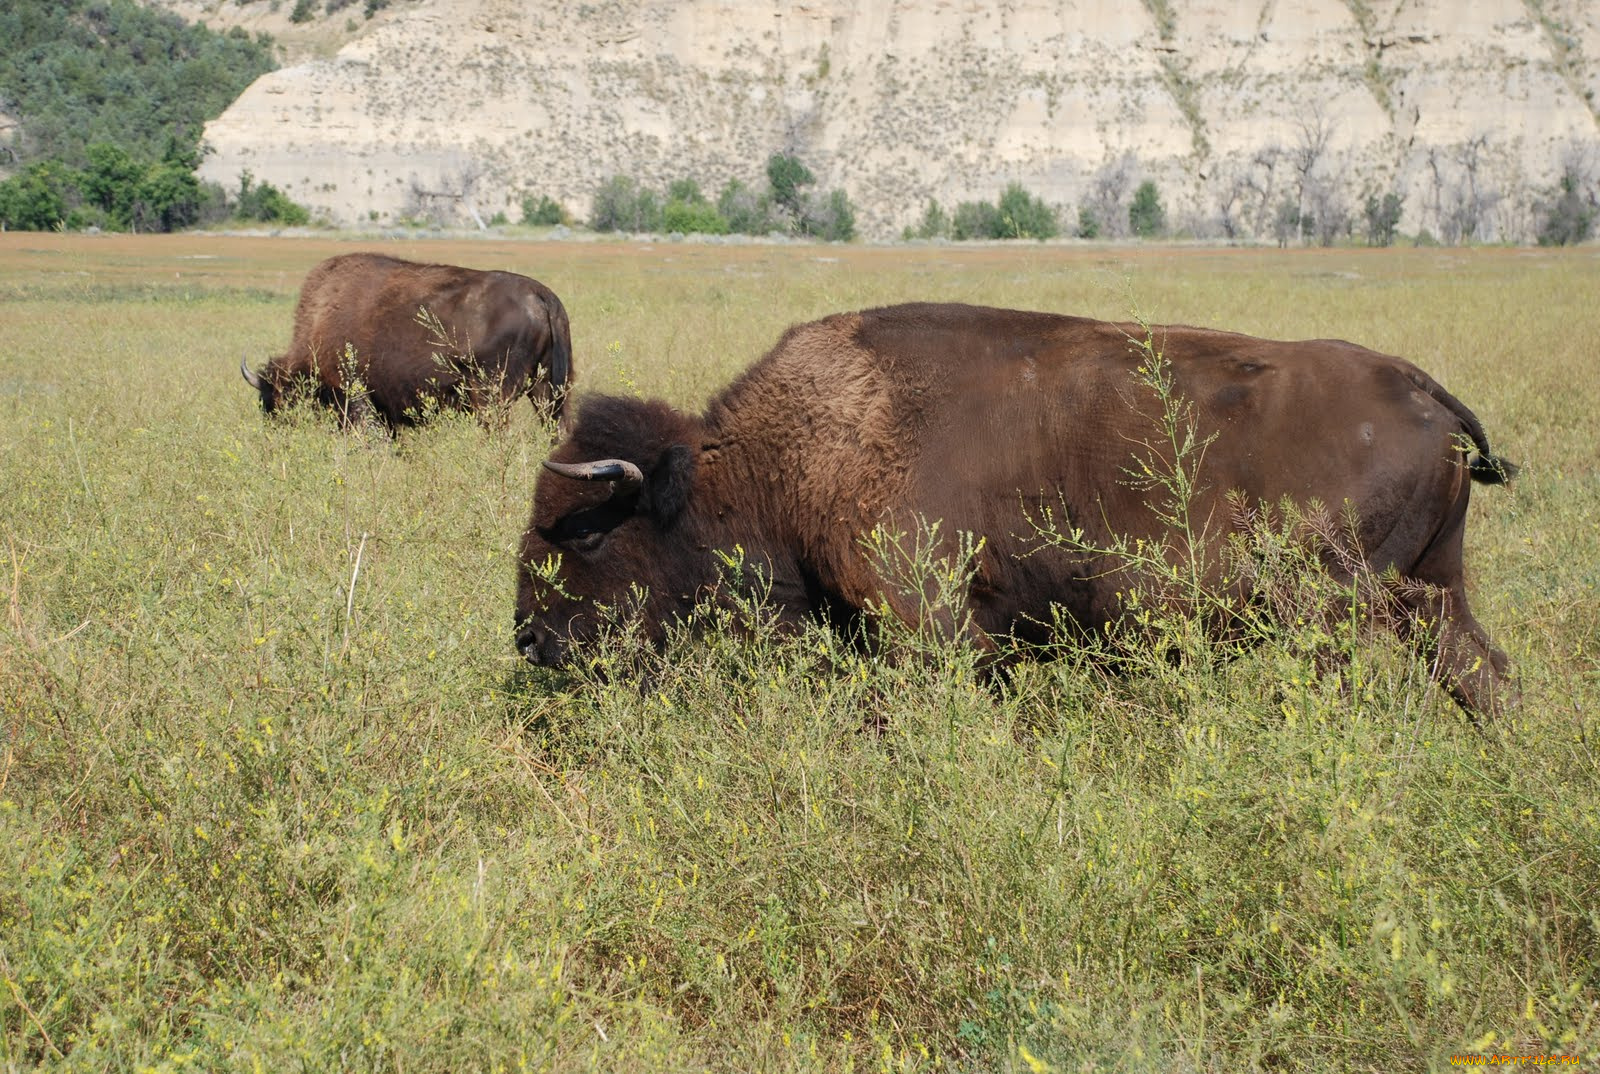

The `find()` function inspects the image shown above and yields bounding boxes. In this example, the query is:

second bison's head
[514,395,710,667]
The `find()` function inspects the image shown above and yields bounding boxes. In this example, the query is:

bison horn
[240,355,265,390]
[543,458,645,492]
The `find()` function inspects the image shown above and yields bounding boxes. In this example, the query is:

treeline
[0,0,310,232]
[543,154,856,241]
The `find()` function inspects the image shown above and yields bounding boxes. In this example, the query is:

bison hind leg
[1395,581,1517,722]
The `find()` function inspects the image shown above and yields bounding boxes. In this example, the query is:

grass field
[2,233,1598,1072]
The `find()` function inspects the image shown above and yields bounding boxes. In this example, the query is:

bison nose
[515,622,546,661]
[515,622,565,666]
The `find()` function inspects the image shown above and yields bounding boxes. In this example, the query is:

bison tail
[1405,367,1518,486]
[545,300,573,393]
[1468,452,1519,485]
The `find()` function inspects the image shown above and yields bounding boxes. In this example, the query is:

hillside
[150,0,1600,240]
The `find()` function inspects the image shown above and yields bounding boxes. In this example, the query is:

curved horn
[240,355,265,390]
[543,457,644,492]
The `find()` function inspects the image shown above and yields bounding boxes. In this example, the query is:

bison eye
[538,498,635,553]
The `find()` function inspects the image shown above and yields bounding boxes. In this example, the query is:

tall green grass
[1,238,1597,1071]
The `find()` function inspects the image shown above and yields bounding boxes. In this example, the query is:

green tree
[1363,191,1403,247]
[766,153,815,223]
[0,160,79,230]
[133,158,203,232]
[81,143,144,227]
[996,182,1058,239]
[1077,206,1101,239]
[1128,180,1166,238]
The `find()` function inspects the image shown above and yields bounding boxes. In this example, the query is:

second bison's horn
[543,458,645,491]
[240,356,265,390]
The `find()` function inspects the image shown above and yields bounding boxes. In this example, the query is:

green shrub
[717,179,778,235]
[232,171,311,226]
[0,160,79,230]
[799,188,855,241]
[1077,206,1101,239]
[951,200,1001,240]
[290,0,315,21]
[1128,179,1166,238]
[520,193,568,227]
[996,182,1058,240]
[589,175,662,233]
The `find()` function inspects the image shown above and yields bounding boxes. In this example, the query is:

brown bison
[242,253,572,428]
[515,302,1515,716]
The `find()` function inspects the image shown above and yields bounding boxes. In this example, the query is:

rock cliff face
[155,0,1599,240]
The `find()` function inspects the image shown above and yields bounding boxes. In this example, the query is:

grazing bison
[242,253,572,428]
[515,302,1515,717]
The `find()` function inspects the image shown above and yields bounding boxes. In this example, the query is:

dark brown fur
[244,253,573,428]
[515,302,1515,717]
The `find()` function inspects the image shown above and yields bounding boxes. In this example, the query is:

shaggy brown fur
[243,253,572,428]
[515,302,1515,717]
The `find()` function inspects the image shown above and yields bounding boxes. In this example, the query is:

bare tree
[1082,153,1137,239]
[1290,106,1337,244]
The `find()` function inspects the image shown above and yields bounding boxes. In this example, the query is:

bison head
[514,396,707,667]
[240,356,279,414]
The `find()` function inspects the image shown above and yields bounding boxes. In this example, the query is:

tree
[1363,191,1403,247]
[766,153,815,224]
[589,175,661,233]
[133,158,203,232]
[799,188,855,241]
[81,143,143,227]
[1536,165,1597,246]
[1128,180,1166,238]
[0,160,79,230]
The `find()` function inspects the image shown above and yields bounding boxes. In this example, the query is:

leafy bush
[951,200,1001,240]
[520,194,568,227]
[0,160,78,231]
[1128,180,1166,238]
[290,0,316,21]
[232,171,311,226]
[1077,206,1101,239]
[717,179,778,234]
[662,179,731,235]
[997,182,1058,239]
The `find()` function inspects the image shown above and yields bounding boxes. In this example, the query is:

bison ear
[647,443,695,524]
